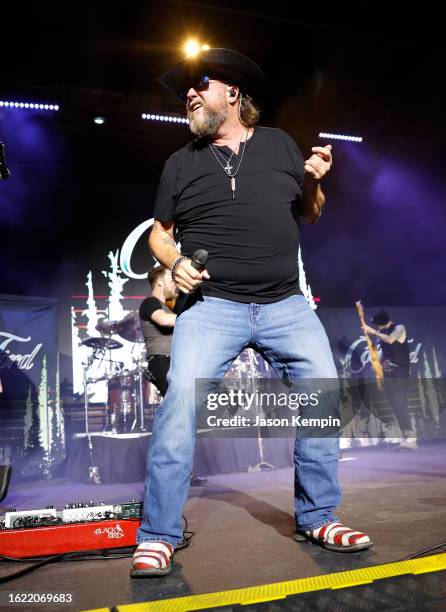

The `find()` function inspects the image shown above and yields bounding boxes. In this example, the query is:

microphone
[173,249,208,315]
[189,249,208,270]
[0,142,11,180]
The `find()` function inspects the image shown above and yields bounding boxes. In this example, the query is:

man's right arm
[148,219,210,293]
[148,219,181,269]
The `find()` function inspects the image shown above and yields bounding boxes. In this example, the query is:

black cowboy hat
[158,47,269,104]
[371,310,391,326]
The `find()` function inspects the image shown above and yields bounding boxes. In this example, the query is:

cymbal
[96,314,143,343]
[96,319,117,335]
[114,313,142,343]
[81,337,123,350]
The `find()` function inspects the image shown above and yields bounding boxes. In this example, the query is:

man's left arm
[364,324,406,344]
[299,145,333,224]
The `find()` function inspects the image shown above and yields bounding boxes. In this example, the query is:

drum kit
[81,313,158,436]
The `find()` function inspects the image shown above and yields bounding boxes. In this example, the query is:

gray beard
[188,105,227,138]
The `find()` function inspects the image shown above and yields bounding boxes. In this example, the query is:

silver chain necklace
[209,128,248,200]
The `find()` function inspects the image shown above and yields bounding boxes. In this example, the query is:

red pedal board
[0,519,141,558]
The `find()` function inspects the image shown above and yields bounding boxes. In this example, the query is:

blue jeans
[136,294,341,547]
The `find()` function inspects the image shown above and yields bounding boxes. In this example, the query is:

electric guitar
[355,301,384,390]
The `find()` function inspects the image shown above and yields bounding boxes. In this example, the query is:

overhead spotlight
[184,39,201,57]
[201,44,210,51]
[319,132,363,143]
[93,116,106,125]
[142,113,188,125]
[0,100,60,111]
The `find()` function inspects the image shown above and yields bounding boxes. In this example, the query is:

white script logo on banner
[345,336,422,374]
[119,218,156,280]
[0,331,43,370]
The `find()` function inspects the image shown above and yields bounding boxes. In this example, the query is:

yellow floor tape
[84,552,446,612]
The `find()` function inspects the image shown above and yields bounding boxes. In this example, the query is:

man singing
[131,48,372,577]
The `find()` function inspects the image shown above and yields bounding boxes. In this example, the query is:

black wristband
[170,256,189,281]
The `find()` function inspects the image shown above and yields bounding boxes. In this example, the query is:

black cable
[180,513,195,548]
[0,553,67,584]
[401,541,446,561]
[0,548,138,584]
[60,548,135,562]
[0,548,136,564]
[82,555,132,560]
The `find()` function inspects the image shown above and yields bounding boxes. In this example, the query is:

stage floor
[1,442,446,611]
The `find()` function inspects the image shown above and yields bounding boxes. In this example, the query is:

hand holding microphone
[173,249,210,294]
[173,249,209,315]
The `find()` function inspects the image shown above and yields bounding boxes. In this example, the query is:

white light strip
[0,100,60,111]
[319,132,363,142]
[142,113,189,124]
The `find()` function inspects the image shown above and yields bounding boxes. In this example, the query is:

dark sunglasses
[180,75,214,103]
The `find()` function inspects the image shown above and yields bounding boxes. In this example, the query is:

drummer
[139,265,177,397]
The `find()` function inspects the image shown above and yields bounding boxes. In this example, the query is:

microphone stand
[0,142,11,180]
[83,351,101,484]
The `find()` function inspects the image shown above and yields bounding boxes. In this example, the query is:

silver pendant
[231,177,236,199]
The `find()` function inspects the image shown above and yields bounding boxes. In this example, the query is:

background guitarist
[363,310,416,450]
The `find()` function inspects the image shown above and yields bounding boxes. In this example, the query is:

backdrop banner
[0,294,63,480]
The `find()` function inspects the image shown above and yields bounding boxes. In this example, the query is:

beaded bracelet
[170,255,189,281]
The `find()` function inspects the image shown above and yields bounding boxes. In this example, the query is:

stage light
[184,39,201,57]
[0,100,59,111]
[319,132,363,143]
[142,113,189,125]
[183,39,209,57]
[93,116,106,125]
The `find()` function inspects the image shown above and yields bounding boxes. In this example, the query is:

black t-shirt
[154,126,305,303]
[380,323,411,367]
[139,297,173,355]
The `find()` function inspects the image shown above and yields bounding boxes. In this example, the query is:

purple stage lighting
[319,132,363,143]
[142,113,188,125]
[0,100,60,111]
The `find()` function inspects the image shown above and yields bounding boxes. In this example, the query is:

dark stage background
[2,2,445,315]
